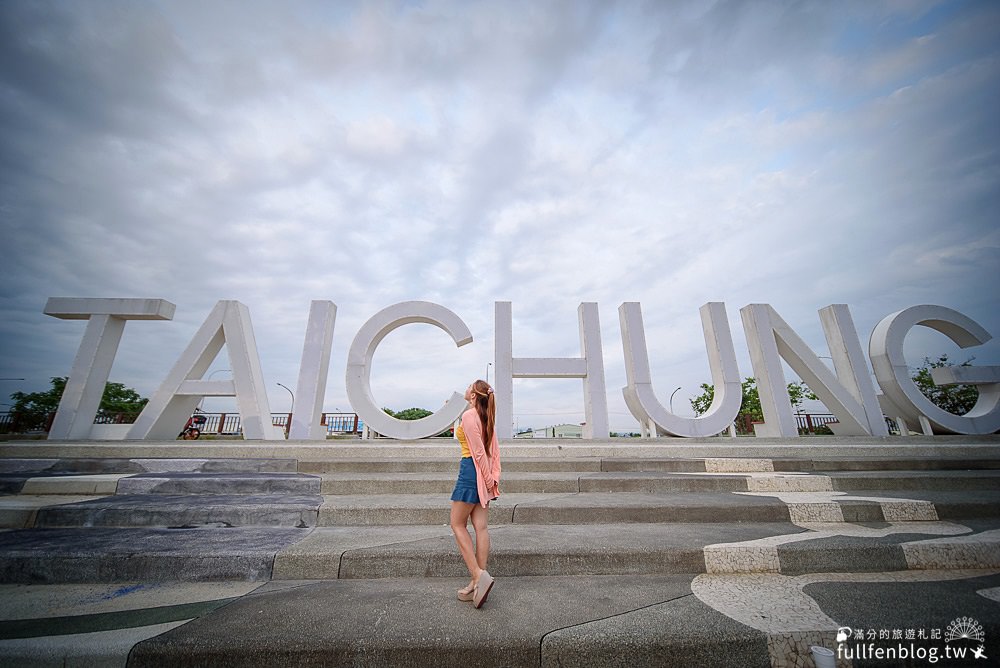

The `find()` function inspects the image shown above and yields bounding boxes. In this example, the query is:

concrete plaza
[0,436,998,666]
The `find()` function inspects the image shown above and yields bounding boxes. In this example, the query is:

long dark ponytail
[471,379,495,456]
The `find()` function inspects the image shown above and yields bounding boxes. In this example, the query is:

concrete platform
[0,458,298,474]
[3,435,999,462]
[0,527,311,583]
[33,494,323,529]
[115,473,321,496]
[0,495,105,530]
[2,571,997,667]
[0,436,997,666]
[1,521,997,584]
[7,488,999,529]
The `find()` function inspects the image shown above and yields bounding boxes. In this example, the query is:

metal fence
[0,411,364,436]
[0,410,896,437]
[709,412,901,436]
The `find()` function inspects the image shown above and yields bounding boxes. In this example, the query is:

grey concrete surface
[10,487,1000,531]
[510,491,793,524]
[0,582,263,620]
[597,458,719,472]
[34,494,323,528]
[0,527,310,583]
[0,459,63,473]
[804,572,1000,666]
[0,476,29,494]
[0,495,105,529]
[300,457,608,473]
[0,620,189,667]
[0,458,297,475]
[2,520,997,586]
[317,493,556,526]
[115,473,321,496]
[776,537,913,575]
[320,471,585,495]
[3,572,997,668]
[540,589,771,668]
[273,525,454,580]
[798,457,1000,472]
[578,472,752,493]
[828,470,1000,491]
[20,475,128,495]
[0,438,997,666]
[2,436,998,463]
[855,490,1000,519]
[330,523,804,579]
[127,575,709,668]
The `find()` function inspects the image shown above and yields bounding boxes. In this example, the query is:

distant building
[531,423,583,439]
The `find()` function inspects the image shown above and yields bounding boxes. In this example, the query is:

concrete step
[317,490,1000,526]
[3,437,999,464]
[12,487,1000,530]
[1,438,997,667]
[606,456,1000,473]
[826,470,1000,491]
[0,526,309,583]
[298,455,1000,474]
[0,458,298,475]
[7,471,328,497]
[7,488,1000,529]
[4,468,996,501]
[277,523,1000,580]
[1,522,997,584]
[316,470,1000,495]
[115,473,321,496]
[3,571,998,668]
[299,457,609,473]
[33,495,323,529]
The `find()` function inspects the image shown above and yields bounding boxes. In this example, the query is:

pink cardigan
[461,409,501,508]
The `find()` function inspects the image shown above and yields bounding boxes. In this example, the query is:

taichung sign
[42,297,1000,441]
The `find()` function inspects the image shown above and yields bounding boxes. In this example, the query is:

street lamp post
[276,383,295,436]
[486,362,493,384]
[198,369,231,412]
[669,386,682,414]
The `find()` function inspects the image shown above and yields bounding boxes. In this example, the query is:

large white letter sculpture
[494,302,609,440]
[127,300,281,440]
[289,301,337,440]
[345,301,473,440]
[620,302,741,438]
[869,305,1000,435]
[741,304,889,438]
[45,298,176,439]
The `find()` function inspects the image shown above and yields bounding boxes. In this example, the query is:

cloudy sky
[1,0,998,433]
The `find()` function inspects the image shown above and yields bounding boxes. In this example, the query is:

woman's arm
[461,410,495,488]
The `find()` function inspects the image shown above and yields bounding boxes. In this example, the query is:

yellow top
[456,422,471,458]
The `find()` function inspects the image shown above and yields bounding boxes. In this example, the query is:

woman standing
[450,379,501,608]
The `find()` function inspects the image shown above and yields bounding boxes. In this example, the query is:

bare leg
[471,503,490,572]
[450,501,482,585]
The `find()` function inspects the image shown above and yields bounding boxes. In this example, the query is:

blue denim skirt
[450,457,480,504]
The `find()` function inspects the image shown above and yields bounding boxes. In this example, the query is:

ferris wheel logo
[945,617,984,644]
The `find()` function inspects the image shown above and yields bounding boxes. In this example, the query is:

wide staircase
[0,437,998,667]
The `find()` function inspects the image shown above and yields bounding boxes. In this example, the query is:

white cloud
[1,0,998,431]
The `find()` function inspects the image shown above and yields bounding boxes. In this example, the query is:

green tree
[392,407,433,421]
[911,355,978,415]
[97,383,149,416]
[690,377,816,421]
[382,406,448,436]
[8,377,148,431]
